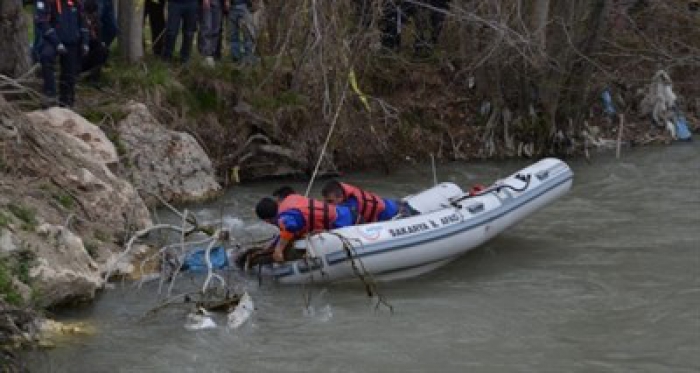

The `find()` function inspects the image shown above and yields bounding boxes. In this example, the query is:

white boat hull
[271,158,574,284]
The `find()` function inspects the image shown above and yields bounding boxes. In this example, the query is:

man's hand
[202,0,210,10]
[272,248,284,262]
[56,43,67,54]
[82,44,89,56]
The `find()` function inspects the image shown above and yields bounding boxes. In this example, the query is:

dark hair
[321,180,344,198]
[255,197,278,220]
[272,186,296,200]
[84,0,99,13]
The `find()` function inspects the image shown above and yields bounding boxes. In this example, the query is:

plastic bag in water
[182,246,229,273]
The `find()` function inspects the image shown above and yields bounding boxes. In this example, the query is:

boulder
[30,224,103,307]
[117,103,221,204]
[0,228,18,256]
[21,109,152,232]
[26,107,118,165]
[2,101,154,306]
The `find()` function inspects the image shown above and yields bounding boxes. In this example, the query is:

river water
[28,142,699,372]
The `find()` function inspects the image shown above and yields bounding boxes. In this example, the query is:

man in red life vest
[254,186,354,262]
[321,181,401,224]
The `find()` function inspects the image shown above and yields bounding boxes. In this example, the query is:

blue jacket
[341,197,399,222]
[277,205,354,235]
[35,0,88,46]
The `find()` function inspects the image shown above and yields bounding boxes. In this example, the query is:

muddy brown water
[27,141,699,372]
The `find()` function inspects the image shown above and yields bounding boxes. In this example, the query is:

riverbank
[0,93,227,361]
[53,54,695,183]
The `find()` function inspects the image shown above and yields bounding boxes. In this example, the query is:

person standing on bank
[81,0,109,83]
[144,0,167,56]
[199,0,228,66]
[163,0,198,64]
[35,0,90,108]
[229,0,255,63]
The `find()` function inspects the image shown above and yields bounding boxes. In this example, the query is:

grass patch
[7,203,37,231]
[105,57,176,93]
[106,132,128,157]
[93,229,110,242]
[15,250,34,285]
[83,241,98,259]
[0,261,22,306]
[0,211,11,228]
[250,90,308,111]
[52,193,75,210]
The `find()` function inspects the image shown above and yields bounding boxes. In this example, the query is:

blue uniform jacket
[341,197,399,222]
[35,0,89,46]
[277,205,354,236]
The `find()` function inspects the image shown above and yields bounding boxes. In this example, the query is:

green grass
[250,90,308,111]
[0,261,22,306]
[53,193,75,210]
[93,229,110,242]
[15,250,34,285]
[24,5,34,44]
[7,203,37,231]
[105,57,177,93]
[0,211,11,228]
[83,241,98,259]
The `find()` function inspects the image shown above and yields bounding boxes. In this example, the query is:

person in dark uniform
[413,0,450,56]
[97,0,118,48]
[379,0,415,51]
[379,0,450,54]
[163,0,198,63]
[81,0,109,83]
[34,0,89,108]
[144,0,167,56]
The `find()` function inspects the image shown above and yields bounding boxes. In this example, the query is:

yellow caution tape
[349,68,371,112]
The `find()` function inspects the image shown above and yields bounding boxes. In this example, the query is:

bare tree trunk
[531,0,550,52]
[0,0,30,77]
[118,0,145,62]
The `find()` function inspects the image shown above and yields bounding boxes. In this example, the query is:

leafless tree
[118,0,145,62]
[0,0,31,77]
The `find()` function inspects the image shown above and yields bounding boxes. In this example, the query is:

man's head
[255,197,278,223]
[272,186,296,202]
[321,180,345,205]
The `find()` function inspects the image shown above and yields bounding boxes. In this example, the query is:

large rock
[30,224,103,307]
[2,102,154,307]
[22,108,152,232]
[26,107,118,165]
[117,103,221,204]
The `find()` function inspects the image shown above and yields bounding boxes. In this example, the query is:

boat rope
[329,232,394,313]
[451,173,532,205]
[304,84,350,198]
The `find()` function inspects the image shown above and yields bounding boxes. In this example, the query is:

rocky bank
[0,96,221,311]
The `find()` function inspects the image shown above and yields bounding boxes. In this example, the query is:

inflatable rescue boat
[270,158,573,284]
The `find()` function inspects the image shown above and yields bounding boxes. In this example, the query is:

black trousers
[81,39,109,77]
[163,1,198,63]
[380,0,450,52]
[40,43,80,107]
[144,0,167,56]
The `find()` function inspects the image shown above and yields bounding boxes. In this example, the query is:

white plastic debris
[227,292,254,329]
[184,307,217,331]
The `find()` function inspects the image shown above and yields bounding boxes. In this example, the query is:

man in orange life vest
[255,187,355,262]
[321,181,400,224]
